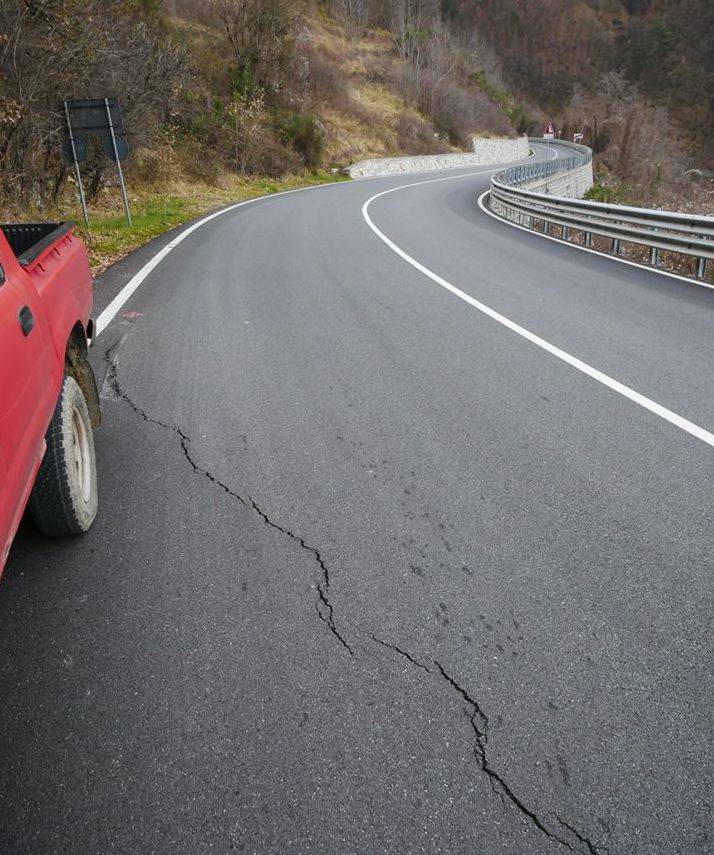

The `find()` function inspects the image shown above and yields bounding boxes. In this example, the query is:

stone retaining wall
[472,136,530,163]
[521,162,594,198]
[348,136,529,179]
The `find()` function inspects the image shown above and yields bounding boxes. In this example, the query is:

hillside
[451,0,713,208]
[451,2,711,140]
[166,3,456,171]
[0,0,710,272]
[0,0,521,269]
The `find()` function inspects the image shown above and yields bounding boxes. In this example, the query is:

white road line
[96,183,340,336]
[476,189,714,292]
[362,178,714,448]
[94,152,535,338]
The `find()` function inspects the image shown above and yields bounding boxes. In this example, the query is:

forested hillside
[451,0,713,205]
[452,0,712,154]
[0,0,520,206]
[0,0,710,267]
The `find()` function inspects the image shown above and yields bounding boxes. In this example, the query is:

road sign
[543,121,555,140]
[61,135,87,164]
[102,134,129,162]
[60,98,132,227]
[63,98,125,135]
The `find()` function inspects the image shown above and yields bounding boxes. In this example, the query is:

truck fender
[65,323,101,428]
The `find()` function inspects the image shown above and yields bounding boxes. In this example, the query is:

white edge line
[477,189,714,293]
[362,177,714,448]
[94,148,538,338]
[96,182,337,336]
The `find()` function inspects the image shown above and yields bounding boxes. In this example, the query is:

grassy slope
[306,11,444,164]
[57,12,439,274]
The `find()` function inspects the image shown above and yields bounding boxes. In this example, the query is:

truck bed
[1,223,73,267]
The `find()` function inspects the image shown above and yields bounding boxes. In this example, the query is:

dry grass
[302,12,446,165]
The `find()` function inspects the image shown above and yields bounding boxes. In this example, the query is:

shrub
[428,81,513,146]
[176,137,223,184]
[585,180,631,204]
[304,48,351,112]
[280,113,325,170]
[127,134,181,188]
[241,127,303,176]
[397,114,449,155]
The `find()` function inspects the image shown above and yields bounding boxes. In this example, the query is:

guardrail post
[612,239,621,256]
[562,225,569,241]
[585,232,592,248]
[543,220,549,235]
[697,257,707,279]
[650,246,659,267]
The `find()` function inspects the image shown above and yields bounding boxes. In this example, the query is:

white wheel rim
[71,406,92,504]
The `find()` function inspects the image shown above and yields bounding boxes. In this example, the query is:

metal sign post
[62,100,89,227]
[104,98,132,227]
[60,97,132,228]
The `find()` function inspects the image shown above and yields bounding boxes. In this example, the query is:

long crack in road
[105,349,607,855]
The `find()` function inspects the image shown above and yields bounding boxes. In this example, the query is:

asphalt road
[1,143,712,854]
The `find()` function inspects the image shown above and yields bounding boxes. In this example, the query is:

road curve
[1,143,712,854]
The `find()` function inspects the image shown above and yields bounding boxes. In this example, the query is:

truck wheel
[30,375,98,537]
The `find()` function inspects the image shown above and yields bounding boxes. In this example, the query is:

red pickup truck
[0,222,101,573]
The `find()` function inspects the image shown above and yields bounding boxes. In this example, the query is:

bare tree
[424,16,458,120]
[389,0,433,103]
[213,0,294,88]
[0,0,188,202]
[563,71,688,192]
[330,0,369,41]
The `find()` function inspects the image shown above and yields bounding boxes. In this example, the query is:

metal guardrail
[489,139,713,281]
[497,139,592,188]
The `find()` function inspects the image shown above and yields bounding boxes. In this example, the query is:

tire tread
[29,375,98,537]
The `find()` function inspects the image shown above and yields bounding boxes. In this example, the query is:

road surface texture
[1,144,712,854]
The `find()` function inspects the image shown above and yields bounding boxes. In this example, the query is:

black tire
[30,374,98,537]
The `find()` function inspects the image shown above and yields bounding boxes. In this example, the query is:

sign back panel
[64,98,125,135]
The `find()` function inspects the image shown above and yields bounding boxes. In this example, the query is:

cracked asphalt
[1,144,712,854]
